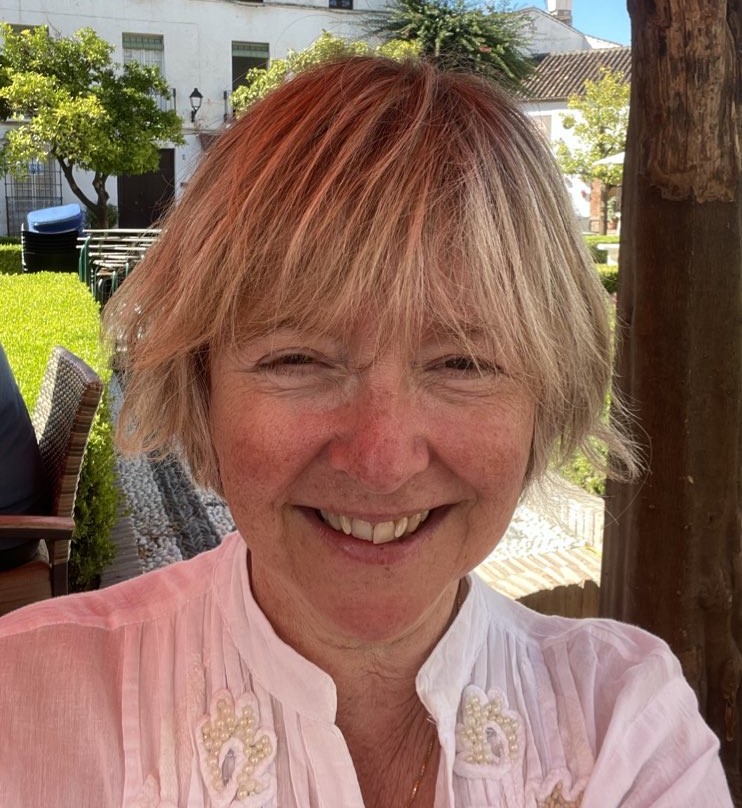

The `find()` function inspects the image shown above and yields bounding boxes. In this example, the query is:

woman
[0,56,731,807]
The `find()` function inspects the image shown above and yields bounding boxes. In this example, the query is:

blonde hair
[105,55,634,492]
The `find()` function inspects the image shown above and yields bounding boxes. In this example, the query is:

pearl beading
[196,689,277,808]
[454,685,524,780]
[537,781,583,808]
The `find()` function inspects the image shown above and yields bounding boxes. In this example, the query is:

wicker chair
[0,347,103,615]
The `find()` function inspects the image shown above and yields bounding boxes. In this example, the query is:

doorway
[117,148,175,228]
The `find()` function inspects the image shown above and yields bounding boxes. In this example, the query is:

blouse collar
[214,532,490,726]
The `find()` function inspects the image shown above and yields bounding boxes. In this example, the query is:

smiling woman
[0,56,732,807]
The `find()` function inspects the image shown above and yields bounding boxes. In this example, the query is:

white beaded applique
[454,685,524,780]
[196,689,277,808]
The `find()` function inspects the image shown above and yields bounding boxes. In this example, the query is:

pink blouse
[0,532,732,806]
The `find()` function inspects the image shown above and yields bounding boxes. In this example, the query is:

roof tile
[522,47,631,101]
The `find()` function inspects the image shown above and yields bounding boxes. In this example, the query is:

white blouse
[0,532,732,807]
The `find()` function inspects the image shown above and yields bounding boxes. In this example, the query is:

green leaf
[0,23,184,225]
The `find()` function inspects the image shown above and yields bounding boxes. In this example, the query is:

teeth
[319,509,432,543]
[351,519,374,541]
[372,521,396,544]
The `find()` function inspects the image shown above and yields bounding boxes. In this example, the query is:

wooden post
[600,0,742,797]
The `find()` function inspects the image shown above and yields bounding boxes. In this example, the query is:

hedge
[596,264,618,295]
[584,234,620,264]
[0,244,22,275]
[0,272,118,590]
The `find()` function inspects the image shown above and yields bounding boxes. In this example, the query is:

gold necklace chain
[404,580,464,806]
[404,732,437,807]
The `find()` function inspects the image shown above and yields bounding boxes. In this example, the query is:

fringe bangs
[105,55,633,491]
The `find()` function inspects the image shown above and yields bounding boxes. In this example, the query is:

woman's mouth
[317,509,431,544]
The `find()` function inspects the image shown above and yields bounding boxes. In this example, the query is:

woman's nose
[327,382,430,494]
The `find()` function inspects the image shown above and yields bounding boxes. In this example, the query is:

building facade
[520,46,631,232]
[1,0,629,236]
[0,0,383,234]
[516,3,628,231]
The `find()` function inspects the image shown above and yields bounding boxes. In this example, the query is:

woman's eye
[256,352,338,380]
[436,356,501,375]
[272,353,316,367]
[255,352,321,374]
[443,356,479,372]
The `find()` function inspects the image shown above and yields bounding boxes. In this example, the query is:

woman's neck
[324,616,448,808]
[249,569,461,807]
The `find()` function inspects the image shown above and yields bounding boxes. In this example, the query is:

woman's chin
[309,588,456,650]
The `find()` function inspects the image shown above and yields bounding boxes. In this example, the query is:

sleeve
[582,645,733,807]
[0,619,125,807]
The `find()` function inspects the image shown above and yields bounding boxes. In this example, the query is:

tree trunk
[56,157,96,226]
[600,0,742,798]
[92,173,111,229]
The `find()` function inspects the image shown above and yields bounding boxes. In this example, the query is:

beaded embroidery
[454,685,524,780]
[537,781,583,807]
[195,689,277,807]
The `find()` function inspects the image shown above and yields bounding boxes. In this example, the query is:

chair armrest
[0,515,75,543]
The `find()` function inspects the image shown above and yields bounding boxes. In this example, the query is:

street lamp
[189,88,203,123]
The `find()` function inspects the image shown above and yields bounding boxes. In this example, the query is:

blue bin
[26,203,84,234]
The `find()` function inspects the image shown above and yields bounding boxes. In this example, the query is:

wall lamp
[189,87,203,123]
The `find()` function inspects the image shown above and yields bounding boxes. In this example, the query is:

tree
[370,0,533,89]
[600,1,741,797]
[555,68,629,235]
[0,25,184,227]
[232,31,417,113]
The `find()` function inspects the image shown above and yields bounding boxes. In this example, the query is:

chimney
[547,0,573,27]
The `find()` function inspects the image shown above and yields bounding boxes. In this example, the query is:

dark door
[117,148,175,228]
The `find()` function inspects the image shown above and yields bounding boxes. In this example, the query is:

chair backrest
[31,347,103,517]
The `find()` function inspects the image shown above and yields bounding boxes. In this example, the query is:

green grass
[0,272,118,590]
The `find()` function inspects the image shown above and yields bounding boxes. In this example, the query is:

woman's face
[209,321,535,647]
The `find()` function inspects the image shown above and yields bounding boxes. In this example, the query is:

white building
[518,1,622,56]
[0,0,383,234]
[516,2,628,230]
[1,0,628,235]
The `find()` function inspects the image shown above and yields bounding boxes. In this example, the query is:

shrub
[596,263,619,295]
[560,444,607,496]
[0,272,118,591]
[84,203,118,229]
[584,233,620,264]
[0,244,22,275]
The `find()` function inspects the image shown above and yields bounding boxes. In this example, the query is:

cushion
[0,345,49,569]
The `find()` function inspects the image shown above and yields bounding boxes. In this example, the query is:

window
[123,33,165,70]
[122,33,171,111]
[8,23,39,35]
[329,0,353,8]
[232,42,269,92]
